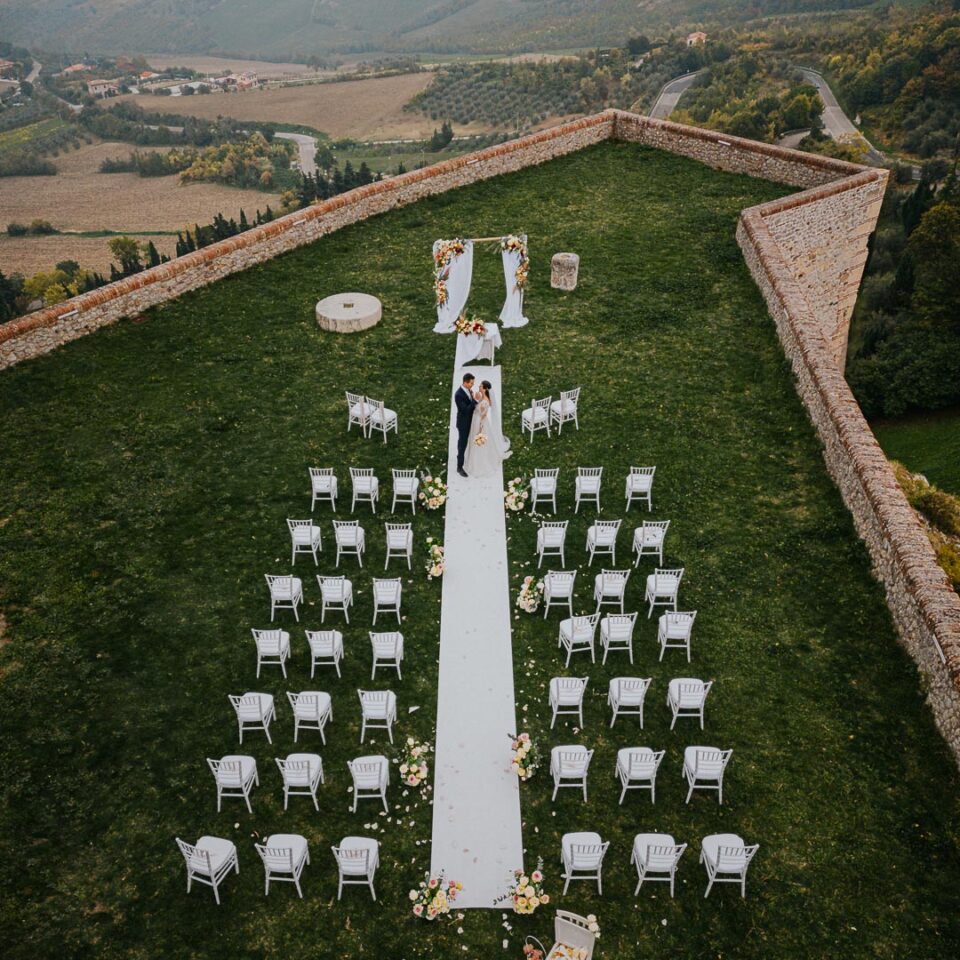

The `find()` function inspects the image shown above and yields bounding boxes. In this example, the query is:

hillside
[0,0,877,58]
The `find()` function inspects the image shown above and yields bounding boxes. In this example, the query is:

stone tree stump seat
[551,253,580,291]
[316,293,381,333]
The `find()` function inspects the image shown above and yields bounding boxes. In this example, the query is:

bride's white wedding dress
[465,397,512,477]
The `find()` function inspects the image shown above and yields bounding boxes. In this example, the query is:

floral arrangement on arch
[399,735,431,789]
[516,575,544,614]
[501,234,529,292]
[501,859,548,914]
[419,472,448,510]
[425,537,445,579]
[504,476,528,512]
[454,312,486,337]
[434,238,466,307]
[409,872,462,920]
[509,732,541,781]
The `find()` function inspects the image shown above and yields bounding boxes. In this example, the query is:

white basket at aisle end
[525,910,598,960]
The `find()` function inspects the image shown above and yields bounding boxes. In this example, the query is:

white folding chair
[255,834,310,898]
[683,746,733,804]
[366,397,398,443]
[265,574,303,622]
[626,466,656,511]
[575,467,602,512]
[229,692,276,744]
[347,755,389,812]
[346,391,370,436]
[358,689,397,743]
[306,629,344,678]
[317,574,354,622]
[530,468,559,512]
[633,519,670,565]
[550,911,599,960]
[658,610,697,661]
[370,631,404,679]
[550,745,594,801]
[287,518,322,566]
[287,690,333,744]
[372,578,401,624]
[334,520,366,567]
[668,678,712,730]
[586,518,621,565]
[384,522,413,570]
[549,676,588,728]
[521,396,552,442]
[537,520,567,567]
[350,467,380,513]
[207,755,258,812]
[309,466,337,512]
[550,386,581,434]
[332,837,380,900]
[558,612,600,666]
[176,836,238,905]
[645,567,683,617]
[543,570,576,618]
[616,747,664,804]
[600,611,638,664]
[632,833,686,896]
[594,568,630,612]
[276,753,324,811]
[391,469,419,513]
[608,677,651,728]
[560,832,609,894]
[251,628,291,678]
[701,833,758,898]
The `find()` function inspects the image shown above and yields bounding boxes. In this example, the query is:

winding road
[275,132,318,175]
[798,68,885,164]
[648,70,703,120]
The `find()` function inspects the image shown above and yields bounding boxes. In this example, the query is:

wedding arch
[432,234,529,335]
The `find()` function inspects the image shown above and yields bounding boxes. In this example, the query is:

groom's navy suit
[454,385,477,471]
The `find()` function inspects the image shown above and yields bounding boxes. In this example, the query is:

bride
[465,379,512,477]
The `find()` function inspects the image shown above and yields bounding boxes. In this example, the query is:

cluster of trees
[79,101,250,148]
[174,207,280,256]
[295,161,380,206]
[846,164,960,417]
[0,260,105,319]
[428,121,454,151]
[177,132,294,189]
[7,219,56,236]
[674,56,824,141]
[99,149,194,176]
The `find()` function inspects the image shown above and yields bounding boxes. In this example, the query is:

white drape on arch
[433,239,474,333]
[498,238,528,328]
[454,321,502,368]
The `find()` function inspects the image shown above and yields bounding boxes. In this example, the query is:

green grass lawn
[1,141,959,959]
[873,407,960,496]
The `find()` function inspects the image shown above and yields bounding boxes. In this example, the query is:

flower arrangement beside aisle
[509,732,541,780]
[501,235,529,291]
[516,575,543,614]
[500,859,548,914]
[504,476,528,511]
[419,472,448,510]
[398,736,432,790]
[425,537,445,579]
[522,944,545,960]
[434,238,466,306]
[409,873,462,920]
[455,312,486,337]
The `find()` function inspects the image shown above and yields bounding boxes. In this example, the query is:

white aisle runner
[430,363,524,907]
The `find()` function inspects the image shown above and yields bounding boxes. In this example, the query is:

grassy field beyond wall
[1,142,959,958]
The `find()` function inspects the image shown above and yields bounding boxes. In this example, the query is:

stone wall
[738,204,960,763]
[3,107,960,763]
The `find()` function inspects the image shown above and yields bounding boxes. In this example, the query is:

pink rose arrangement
[409,872,462,920]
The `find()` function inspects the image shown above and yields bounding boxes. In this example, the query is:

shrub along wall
[2,108,959,766]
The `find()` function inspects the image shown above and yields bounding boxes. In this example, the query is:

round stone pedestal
[551,252,580,291]
[316,292,381,333]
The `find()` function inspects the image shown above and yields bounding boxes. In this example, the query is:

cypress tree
[146,241,161,267]
[239,209,249,231]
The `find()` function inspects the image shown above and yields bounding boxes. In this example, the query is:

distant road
[275,132,317,175]
[648,70,703,120]
[798,68,885,164]
[26,58,41,84]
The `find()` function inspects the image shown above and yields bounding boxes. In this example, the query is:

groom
[454,372,478,478]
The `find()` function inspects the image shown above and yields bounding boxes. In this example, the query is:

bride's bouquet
[474,432,488,447]
[516,575,544,614]
[504,476,528,512]
[454,312,486,337]
[418,472,448,510]
[425,537,445,579]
